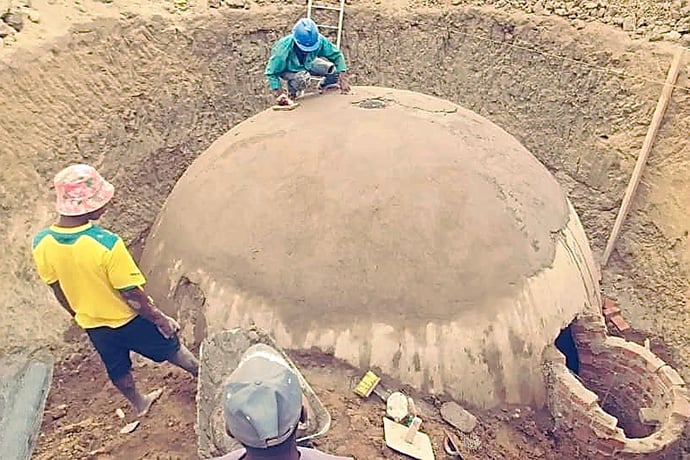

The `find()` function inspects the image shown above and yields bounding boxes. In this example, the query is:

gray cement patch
[0,353,53,460]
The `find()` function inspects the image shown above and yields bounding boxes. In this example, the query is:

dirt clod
[2,12,24,32]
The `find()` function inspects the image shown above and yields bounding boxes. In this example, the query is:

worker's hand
[156,315,180,339]
[338,72,351,94]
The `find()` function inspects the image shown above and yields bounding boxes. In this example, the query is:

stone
[583,1,597,8]
[27,11,40,24]
[664,31,682,41]
[225,0,246,7]
[208,0,222,7]
[533,1,545,14]
[1,12,24,32]
[0,22,15,38]
[50,403,68,420]
[441,401,478,433]
[573,19,586,29]
[622,16,636,31]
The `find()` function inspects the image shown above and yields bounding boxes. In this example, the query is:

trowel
[383,416,435,460]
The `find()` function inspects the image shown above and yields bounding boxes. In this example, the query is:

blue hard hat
[292,18,320,52]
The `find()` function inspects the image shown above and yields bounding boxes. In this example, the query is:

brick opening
[545,314,689,458]
[554,323,579,374]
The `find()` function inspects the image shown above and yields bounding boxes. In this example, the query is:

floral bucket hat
[53,164,115,216]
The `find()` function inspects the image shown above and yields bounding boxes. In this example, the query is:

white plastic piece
[386,392,409,422]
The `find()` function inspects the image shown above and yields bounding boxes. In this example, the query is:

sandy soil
[33,329,558,459]
[0,0,688,458]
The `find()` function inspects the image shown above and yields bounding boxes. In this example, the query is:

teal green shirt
[264,34,348,90]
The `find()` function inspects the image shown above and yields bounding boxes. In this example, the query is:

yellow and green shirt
[31,223,146,329]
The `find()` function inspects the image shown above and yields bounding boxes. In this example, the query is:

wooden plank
[601,48,684,266]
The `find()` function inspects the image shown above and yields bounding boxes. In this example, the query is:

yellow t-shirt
[31,222,146,329]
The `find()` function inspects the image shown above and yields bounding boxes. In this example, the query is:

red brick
[594,436,626,456]
[609,314,630,332]
[602,305,621,318]
[577,350,593,365]
[602,297,617,311]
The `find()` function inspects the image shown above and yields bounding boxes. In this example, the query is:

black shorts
[86,315,180,381]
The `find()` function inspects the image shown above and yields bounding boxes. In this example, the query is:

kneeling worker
[213,343,353,460]
[265,18,350,106]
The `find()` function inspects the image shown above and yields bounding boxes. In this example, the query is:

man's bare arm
[49,282,76,318]
[119,287,179,338]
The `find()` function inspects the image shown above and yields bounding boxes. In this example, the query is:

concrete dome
[141,87,601,408]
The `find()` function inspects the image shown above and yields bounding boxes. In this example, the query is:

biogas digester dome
[141,87,600,408]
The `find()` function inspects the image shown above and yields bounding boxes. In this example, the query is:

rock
[51,403,68,420]
[440,401,478,433]
[677,22,690,34]
[664,30,682,41]
[208,0,222,7]
[119,420,140,434]
[2,11,24,32]
[622,16,636,31]
[648,33,663,42]
[555,7,568,16]
[573,19,586,29]
[533,1,545,14]
[583,1,597,8]
[0,22,15,38]
[27,11,40,23]
[225,0,246,7]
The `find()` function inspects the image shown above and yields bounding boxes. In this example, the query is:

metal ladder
[307,0,346,49]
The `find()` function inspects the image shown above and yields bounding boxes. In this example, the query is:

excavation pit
[2,3,689,458]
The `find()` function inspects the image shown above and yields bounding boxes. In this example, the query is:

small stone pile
[472,0,690,46]
[0,5,41,48]
[207,0,249,9]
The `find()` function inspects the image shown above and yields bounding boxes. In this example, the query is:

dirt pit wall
[1,6,689,386]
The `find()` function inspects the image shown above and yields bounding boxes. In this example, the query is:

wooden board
[602,48,684,265]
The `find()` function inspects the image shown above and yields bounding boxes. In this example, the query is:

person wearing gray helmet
[212,343,352,460]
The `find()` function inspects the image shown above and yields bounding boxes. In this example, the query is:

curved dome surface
[141,87,601,408]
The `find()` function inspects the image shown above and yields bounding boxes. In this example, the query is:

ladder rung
[312,4,341,11]
[318,24,338,29]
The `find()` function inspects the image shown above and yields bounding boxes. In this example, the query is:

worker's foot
[136,388,163,417]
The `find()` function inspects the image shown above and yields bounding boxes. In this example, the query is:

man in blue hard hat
[265,18,350,106]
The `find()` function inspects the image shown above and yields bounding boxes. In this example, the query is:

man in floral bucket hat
[31,164,199,416]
